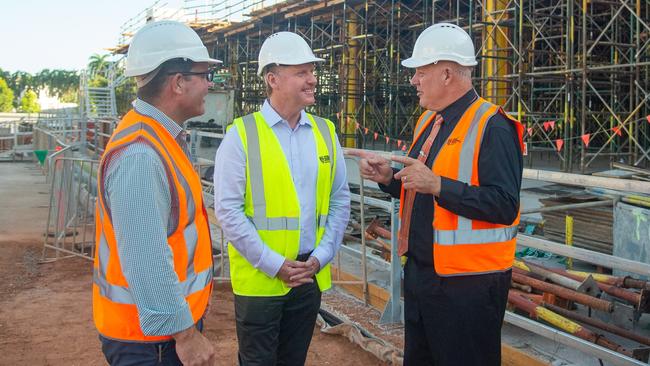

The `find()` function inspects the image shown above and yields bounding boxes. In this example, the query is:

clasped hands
[345,148,442,196]
[277,256,320,288]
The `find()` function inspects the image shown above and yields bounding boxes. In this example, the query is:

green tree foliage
[19,89,40,113]
[89,74,108,88]
[116,76,137,115]
[88,54,109,77]
[35,69,79,99]
[0,67,79,106]
[0,77,15,112]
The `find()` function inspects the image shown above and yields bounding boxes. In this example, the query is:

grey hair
[453,64,473,80]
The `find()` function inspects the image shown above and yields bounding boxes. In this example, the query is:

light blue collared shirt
[102,99,195,336]
[213,100,350,278]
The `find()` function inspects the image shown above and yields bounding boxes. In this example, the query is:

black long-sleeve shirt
[379,89,523,267]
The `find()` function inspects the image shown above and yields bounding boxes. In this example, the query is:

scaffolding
[167,0,648,172]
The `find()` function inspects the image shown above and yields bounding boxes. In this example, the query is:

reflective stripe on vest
[242,113,334,231]
[93,266,213,305]
[434,226,519,245]
[95,203,211,304]
[413,110,435,142]
[229,111,335,296]
[432,100,513,246]
[94,109,213,337]
[95,122,209,303]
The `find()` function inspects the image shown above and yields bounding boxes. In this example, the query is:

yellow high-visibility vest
[228,111,337,296]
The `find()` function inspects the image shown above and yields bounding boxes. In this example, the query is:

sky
[0,0,185,74]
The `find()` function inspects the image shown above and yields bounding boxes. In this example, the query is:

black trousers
[234,281,322,366]
[403,258,511,366]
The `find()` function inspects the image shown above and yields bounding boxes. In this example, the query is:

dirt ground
[0,162,385,366]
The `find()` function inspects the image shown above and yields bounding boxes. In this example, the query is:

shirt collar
[261,99,311,128]
[133,98,184,138]
[438,89,479,124]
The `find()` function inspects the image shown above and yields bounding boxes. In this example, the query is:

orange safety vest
[401,97,524,276]
[93,109,213,342]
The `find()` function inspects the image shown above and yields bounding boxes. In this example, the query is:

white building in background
[37,86,77,111]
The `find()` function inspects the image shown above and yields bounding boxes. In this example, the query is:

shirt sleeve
[105,145,194,336]
[378,167,402,199]
[311,136,351,268]
[213,125,285,278]
[436,115,523,225]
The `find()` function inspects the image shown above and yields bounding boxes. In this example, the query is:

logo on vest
[319,155,331,164]
[446,137,462,146]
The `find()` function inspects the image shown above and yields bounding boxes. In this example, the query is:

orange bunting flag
[581,134,590,147]
[373,132,379,140]
[555,139,564,151]
[612,126,622,136]
[397,140,403,147]
[401,144,407,151]
[646,115,650,124]
[385,135,390,144]
[363,127,369,135]
[543,121,556,131]
[527,127,533,137]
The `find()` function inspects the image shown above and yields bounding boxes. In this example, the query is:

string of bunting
[342,113,650,153]
[337,113,411,151]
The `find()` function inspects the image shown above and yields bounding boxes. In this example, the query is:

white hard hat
[125,20,222,77]
[402,23,477,68]
[257,32,324,76]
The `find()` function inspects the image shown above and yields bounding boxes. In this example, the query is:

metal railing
[0,118,37,160]
[42,152,99,262]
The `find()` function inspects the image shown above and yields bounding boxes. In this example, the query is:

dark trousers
[403,258,511,366]
[99,320,203,366]
[234,281,322,366]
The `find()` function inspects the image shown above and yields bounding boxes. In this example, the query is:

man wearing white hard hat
[213,31,350,365]
[348,23,524,365]
[92,20,220,366]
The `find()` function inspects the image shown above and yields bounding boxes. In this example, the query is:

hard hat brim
[125,54,223,77]
[257,57,325,76]
[401,56,478,68]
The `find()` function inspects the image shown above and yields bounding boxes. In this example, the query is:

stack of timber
[540,195,613,254]
[593,162,650,182]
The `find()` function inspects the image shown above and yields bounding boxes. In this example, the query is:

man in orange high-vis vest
[93,20,220,366]
[348,23,524,366]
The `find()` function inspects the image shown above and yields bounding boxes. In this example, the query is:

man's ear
[168,73,184,95]
[442,66,453,85]
[266,72,277,89]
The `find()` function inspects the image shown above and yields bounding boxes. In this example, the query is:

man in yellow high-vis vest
[213,31,350,365]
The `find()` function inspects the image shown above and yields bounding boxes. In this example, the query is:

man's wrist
[308,256,321,272]
[381,171,393,186]
[172,325,196,342]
